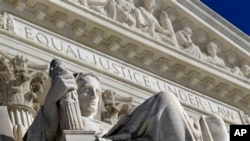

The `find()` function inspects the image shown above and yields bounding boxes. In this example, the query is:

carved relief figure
[25,59,229,141]
[115,0,146,28]
[205,41,225,67]
[241,64,250,78]
[0,12,8,30]
[101,90,133,125]
[175,27,204,59]
[231,66,244,77]
[138,0,172,39]
[158,11,177,46]
[0,12,14,32]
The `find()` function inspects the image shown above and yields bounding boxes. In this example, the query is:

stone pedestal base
[60,130,96,141]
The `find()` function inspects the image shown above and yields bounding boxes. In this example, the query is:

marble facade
[0,0,249,141]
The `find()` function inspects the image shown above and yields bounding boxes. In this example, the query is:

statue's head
[74,72,101,118]
[183,27,192,35]
[144,0,155,13]
[207,42,218,56]
[241,64,250,77]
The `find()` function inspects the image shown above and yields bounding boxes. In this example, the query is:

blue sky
[201,0,250,36]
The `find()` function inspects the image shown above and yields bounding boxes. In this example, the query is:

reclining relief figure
[25,59,229,141]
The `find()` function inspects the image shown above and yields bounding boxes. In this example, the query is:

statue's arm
[25,71,77,141]
[154,19,171,36]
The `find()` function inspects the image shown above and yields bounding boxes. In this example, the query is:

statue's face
[241,65,250,76]
[144,0,154,12]
[77,75,100,116]
[207,42,217,56]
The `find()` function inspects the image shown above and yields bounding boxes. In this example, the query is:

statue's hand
[164,30,172,36]
[45,71,77,105]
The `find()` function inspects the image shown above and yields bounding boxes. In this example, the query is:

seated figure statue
[175,27,204,60]
[205,42,225,68]
[138,0,172,41]
[241,64,250,78]
[25,59,229,141]
[25,60,111,141]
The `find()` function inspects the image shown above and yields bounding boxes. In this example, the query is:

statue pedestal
[60,130,96,141]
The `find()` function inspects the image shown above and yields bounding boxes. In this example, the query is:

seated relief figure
[158,10,177,46]
[230,64,250,78]
[241,64,250,78]
[231,66,244,77]
[114,0,146,28]
[25,59,229,141]
[138,0,173,42]
[205,42,226,68]
[175,27,204,60]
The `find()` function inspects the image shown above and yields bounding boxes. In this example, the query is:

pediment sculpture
[67,0,177,46]
[205,41,226,68]
[25,59,229,141]
[175,27,205,60]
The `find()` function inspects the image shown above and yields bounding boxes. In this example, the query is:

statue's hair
[73,72,100,82]
[73,72,102,120]
[207,41,220,53]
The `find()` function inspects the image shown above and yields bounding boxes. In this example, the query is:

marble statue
[104,91,229,141]
[25,60,111,141]
[205,42,225,68]
[49,59,84,130]
[175,27,204,59]
[101,90,133,125]
[25,59,229,141]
